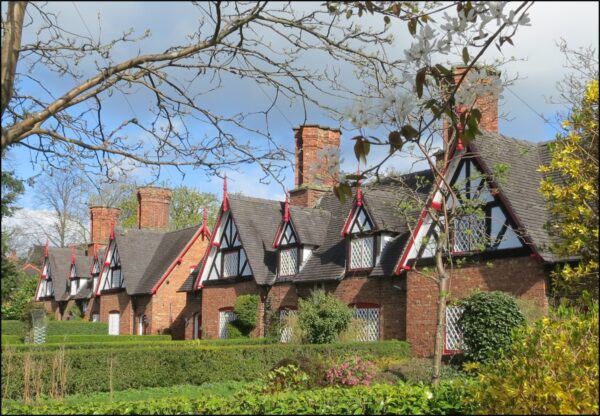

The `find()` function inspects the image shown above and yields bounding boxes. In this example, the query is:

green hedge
[1,335,21,344]
[1,380,474,415]
[1,321,22,335]
[2,341,410,400]
[3,337,274,351]
[1,320,108,336]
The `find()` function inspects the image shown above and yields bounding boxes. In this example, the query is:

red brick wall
[150,233,209,339]
[132,295,152,335]
[201,280,265,339]
[89,206,120,248]
[84,296,101,321]
[137,187,172,231]
[290,125,340,208]
[268,276,406,340]
[99,291,133,335]
[406,256,548,357]
[183,291,202,340]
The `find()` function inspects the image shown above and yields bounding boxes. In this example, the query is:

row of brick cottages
[35,115,558,355]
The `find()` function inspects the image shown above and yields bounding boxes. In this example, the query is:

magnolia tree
[330,1,534,384]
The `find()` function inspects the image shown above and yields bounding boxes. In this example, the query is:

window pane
[111,268,121,288]
[350,237,374,269]
[223,251,238,277]
[453,213,486,252]
[353,307,380,341]
[219,310,237,339]
[445,305,464,351]
[279,309,298,343]
[279,248,298,276]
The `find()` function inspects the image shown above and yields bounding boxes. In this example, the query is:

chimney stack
[289,125,341,208]
[443,66,500,145]
[89,206,120,251]
[137,186,172,231]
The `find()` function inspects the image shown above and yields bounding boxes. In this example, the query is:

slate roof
[46,247,87,302]
[470,133,557,261]
[113,225,200,295]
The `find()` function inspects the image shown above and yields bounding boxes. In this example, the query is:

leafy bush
[261,364,309,393]
[232,294,259,335]
[1,276,38,320]
[390,358,464,383]
[470,300,599,415]
[298,289,352,343]
[459,291,525,363]
[2,380,476,415]
[326,356,377,387]
[225,322,246,339]
[1,341,410,399]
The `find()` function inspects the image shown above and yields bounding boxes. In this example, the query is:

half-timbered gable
[394,132,555,273]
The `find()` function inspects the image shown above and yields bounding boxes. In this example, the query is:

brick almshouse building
[36,67,560,356]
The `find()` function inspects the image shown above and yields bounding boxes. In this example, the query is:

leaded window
[102,244,124,290]
[219,309,237,339]
[350,207,374,233]
[279,248,298,276]
[279,308,298,343]
[445,305,464,352]
[449,158,524,253]
[350,236,374,269]
[353,306,380,342]
[208,213,251,280]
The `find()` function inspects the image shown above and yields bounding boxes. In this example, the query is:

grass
[3,381,249,406]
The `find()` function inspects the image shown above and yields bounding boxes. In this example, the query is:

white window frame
[349,236,375,270]
[445,305,464,353]
[352,306,380,342]
[279,247,298,277]
[219,309,237,339]
[108,312,120,335]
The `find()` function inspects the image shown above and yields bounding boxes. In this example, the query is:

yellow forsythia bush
[469,299,598,414]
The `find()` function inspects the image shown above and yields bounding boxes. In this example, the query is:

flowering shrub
[326,356,377,387]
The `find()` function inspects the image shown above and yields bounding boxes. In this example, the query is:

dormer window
[206,212,251,280]
[346,206,376,271]
[69,265,78,296]
[277,222,299,277]
[102,243,124,290]
[38,260,54,298]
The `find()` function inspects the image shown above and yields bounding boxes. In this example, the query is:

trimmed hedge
[1,335,171,345]
[1,320,22,336]
[1,320,108,336]
[1,341,410,400]
[3,337,275,351]
[1,380,475,415]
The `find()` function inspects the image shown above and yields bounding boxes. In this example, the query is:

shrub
[390,358,464,384]
[298,289,352,343]
[326,356,377,387]
[470,300,599,415]
[225,322,246,339]
[2,379,476,415]
[459,291,525,363]
[233,295,259,333]
[261,364,309,393]
[1,340,410,399]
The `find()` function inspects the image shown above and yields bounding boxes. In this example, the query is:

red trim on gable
[194,207,225,290]
[95,241,113,296]
[151,224,208,295]
[341,204,359,237]
[393,145,460,275]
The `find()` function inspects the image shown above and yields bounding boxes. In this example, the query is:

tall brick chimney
[289,125,341,208]
[89,206,120,250]
[137,186,172,231]
[442,65,500,144]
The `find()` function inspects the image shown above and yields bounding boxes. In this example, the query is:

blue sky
[3,1,599,211]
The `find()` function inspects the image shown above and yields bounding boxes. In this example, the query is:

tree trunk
[432,238,450,386]
[1,1,27,118]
